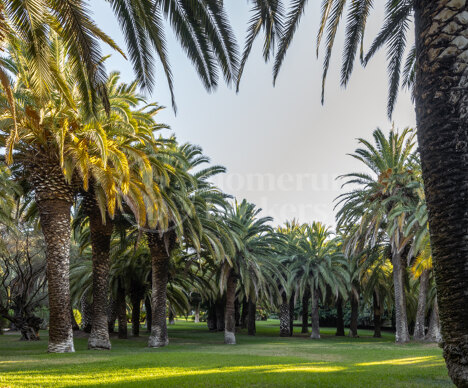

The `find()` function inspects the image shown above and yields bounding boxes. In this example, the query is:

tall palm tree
[250,2,468,383]
[336,127,418,344]
[220,199,281,344]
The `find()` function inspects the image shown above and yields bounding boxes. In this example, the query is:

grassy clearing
[0,320,452,387]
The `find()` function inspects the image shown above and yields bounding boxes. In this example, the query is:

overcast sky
[91,2,416,227]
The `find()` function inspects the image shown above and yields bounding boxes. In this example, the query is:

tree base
[88,335,111,350]
[48,335,75,353]
[443,338,468,388]
[310,333,320,339]
[148,336,169,348]
[224,331,236,344]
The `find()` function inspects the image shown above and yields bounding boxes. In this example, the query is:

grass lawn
[0,320,452,387]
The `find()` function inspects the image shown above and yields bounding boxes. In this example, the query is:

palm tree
[336,128,418,344]
[290,222,348,340]
[249,2,468,383]
[220,199,281,344]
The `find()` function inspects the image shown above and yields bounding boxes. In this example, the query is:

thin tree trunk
[145,296,152,332]
[425,296,442,343]
[247,299,256,336]
[302,289,310,334]
[289,292,295,337]
[310,291,320,339]
[349,292,359,338]
[336,295,345,337]
[87,205,113,350]
[224,269,237,344]
[37,198,75,353]
[168,308,175,325]
[117,281,127,339]
[414,3,468,385]
[414,269,429,340]
[80,294,93,333]
[130,290,141,337]
[373,291,382,338]
[392,250,410,343]
[279,293,290,337]
[147,233,170,348]
[194,303,200,323]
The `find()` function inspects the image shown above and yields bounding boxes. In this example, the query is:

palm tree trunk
[224,269,237,344]
[247,299,256,336]
[37,198,75,353]
[108,297,118,333]
[87,206,113,350]
[310,291,320,339]
[207,303,217,331]
[117,280,127,339]
[215,300,225,331]
[147,233,170,348]
[413,269,430,341]
[414,3,468,385]
[194,303,200,323]
[335,296,345,336]
[241,299,248,329]
[373,291,382,338]
[234,298,241,328]
[130,289,141,337]
[425,296,442,343]
[145,296,152,332]
[301,289,310,334]
[279,293,290,337]
[168,308,175,325]
[80,294,93,333]
[289,292,295,336]
[349,291,359,338]
[391,250,410,343]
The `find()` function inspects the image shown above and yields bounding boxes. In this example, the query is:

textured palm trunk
[426,296,442,343]
[117,281,127,339]
[373,291,382,338]
[87,204,113,350]
[31,162,75,353]
[349,292,359,338]
[80,294,93,333]
[130,290,141,337]
[392,251,410,343]
[413,269,430,340]
[279,293,290,337]
[301,289,310,334]
[224,269,237,344]
[38,198,75,353]
[147,233,170,348]
[145,296,152,332]
[335,296,345,337]
[310,291,320,339]
[107,297,118,333]
[247,300,256,336]
[414,2,468,385]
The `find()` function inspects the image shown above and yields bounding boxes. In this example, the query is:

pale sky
[91,1,416,227]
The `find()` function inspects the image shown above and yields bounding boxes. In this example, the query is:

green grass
[0,320,452,387]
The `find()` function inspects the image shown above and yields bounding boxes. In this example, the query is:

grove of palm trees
[0,1,467,387]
